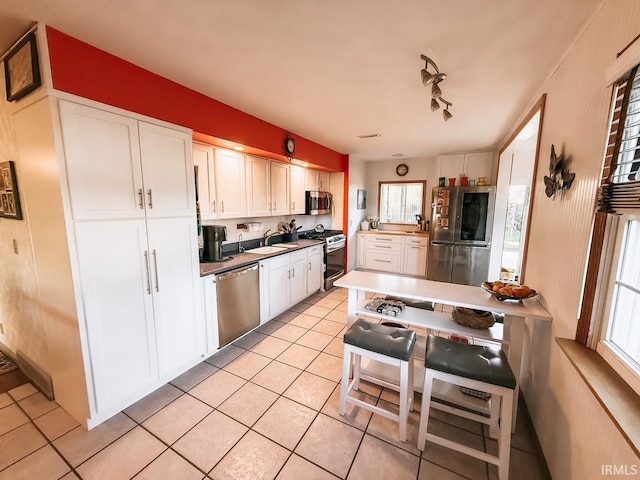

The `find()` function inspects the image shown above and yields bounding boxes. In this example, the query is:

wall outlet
[13,239,18,254]
[0,323,4,335]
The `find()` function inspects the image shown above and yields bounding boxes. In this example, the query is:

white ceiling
[0,0,602,161]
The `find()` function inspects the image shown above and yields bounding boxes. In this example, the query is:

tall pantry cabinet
[13,96,203,428]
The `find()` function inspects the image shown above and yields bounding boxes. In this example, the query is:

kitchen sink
[272,243,300,248]
[245,246,288,255]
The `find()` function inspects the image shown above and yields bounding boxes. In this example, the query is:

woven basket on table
[451,307,495,329]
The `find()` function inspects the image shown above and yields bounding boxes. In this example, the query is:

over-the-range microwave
[305,190,332,215]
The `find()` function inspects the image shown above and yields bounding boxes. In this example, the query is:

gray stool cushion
[425,335,516,389]
[344,318,416,361]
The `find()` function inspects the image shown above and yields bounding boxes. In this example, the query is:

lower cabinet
[74,216,203,415]
[306,246,324,294]
[266,246,324,319]
[359,233,429,278]
[401,237,429,276]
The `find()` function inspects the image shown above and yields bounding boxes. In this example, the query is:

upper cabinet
[289,165,306,214]
[305,168,330,191]
[60,101,194,220]
[246,155,290,217]
[213,149,247,218]
[436,152,494,185]
[193,143,216,220]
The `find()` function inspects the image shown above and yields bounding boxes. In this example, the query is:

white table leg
[347,288,365,327]
[503,314,523,433]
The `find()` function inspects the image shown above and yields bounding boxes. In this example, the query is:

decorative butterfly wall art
[544,144,575,199]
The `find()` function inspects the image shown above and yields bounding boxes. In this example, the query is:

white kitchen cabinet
[289,165,306,214]
[147,217,204,375]
[247,155,271,217]
[436,151,494,185]
[289,250,308,305]
[306,246,324,294]
[305,168,331,191]
[14,97,204,428]
[73,217,202,415]
[215,148,247,218]
[193,143,216,220]
[74,220,159,413]
[138,123,195,218]
[247,155,290,216]
[59,101,194,221]
[270,161,290,216]
[402,237,428,277]
[268,255,292,318]
[358,233,429,277]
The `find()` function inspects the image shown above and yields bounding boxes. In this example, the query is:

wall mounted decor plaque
[0,161,23,219]
[4,31,41,102]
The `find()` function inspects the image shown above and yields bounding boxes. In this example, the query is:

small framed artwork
[357,189,367,210]
[4,31,42,102]
[0,161,23,219]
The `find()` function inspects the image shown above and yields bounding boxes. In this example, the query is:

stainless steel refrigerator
[427,186,496,286]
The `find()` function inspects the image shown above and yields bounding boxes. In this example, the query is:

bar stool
[340,318,416,442]
[417,335,516,480]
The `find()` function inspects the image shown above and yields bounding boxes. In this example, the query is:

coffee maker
[202,225,229,262]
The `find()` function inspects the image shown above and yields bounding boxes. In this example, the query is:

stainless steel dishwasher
[215,263,260,347]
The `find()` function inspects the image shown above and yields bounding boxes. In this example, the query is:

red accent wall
[45,26,348,173]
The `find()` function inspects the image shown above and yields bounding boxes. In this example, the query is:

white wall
[364,156,437,221]
[347,157,367,271]
[514,1,640,477]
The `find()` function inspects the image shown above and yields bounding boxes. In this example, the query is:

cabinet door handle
[220,200,224,213]
[291,268,295,279]
[138,189,144,209]
[375,238,392,241]
[152,249,160,292]
[144,250,152,294]
[308,262,311,271]
[147,189,153,208]
[211,200,216,213]
[288,270,291,279]
[375,245,392,249]
[375,259,391,263]
[292,201,295,210]
[273,200,277,211]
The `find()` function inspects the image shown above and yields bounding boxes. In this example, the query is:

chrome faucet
[238,233,245,253]
[262,229,279,246]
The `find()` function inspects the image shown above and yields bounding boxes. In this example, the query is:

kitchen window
[378,181,425,224]
[579,62,640,396]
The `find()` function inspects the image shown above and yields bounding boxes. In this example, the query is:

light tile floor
[0,287,550,480]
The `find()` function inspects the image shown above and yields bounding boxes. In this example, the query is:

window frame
[595,214,640,397]
[377,180,426,225]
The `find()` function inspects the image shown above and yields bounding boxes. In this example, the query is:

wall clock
[396,164,409,176]
[284,135,295,160]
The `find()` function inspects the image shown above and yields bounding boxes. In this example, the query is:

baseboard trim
[0,341,54,400]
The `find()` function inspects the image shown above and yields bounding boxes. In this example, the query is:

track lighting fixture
[420,54,453,121]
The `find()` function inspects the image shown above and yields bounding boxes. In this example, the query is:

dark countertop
[199,239,325,277]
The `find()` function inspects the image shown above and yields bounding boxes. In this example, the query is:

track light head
[431,98,440,111]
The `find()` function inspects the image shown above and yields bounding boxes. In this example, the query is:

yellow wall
[520,1,640,476]
[0,68,48,369]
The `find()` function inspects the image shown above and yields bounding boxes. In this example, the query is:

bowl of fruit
[481,281,537,302]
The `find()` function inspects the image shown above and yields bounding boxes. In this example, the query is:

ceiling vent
[357,133,381,139]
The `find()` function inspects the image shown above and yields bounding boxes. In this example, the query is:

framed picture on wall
[4,31,42,102]
[0,161,23,219]
[357,189,367,210]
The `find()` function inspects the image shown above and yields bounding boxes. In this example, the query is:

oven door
[325,243,345,289]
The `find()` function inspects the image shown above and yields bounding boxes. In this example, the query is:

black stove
[303,230,346,289]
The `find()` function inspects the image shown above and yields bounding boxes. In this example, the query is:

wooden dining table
[334,270,553,430]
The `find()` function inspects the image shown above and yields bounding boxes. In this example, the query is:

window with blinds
[599,66,640,213]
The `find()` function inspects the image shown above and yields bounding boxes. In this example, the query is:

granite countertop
[358,229,430,237]
[199,239,324,277]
